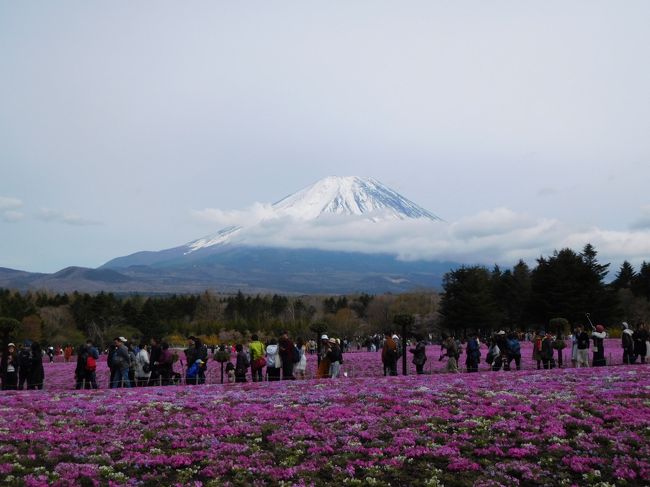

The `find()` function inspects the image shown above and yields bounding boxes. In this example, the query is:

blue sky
[1,1,649,273]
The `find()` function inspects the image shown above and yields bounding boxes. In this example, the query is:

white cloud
[2,210,25,222]
[37,208,101,226]
[0,196,23,210]
[0,197,25,222]
[190,204,650,269]
[190,202,276,227]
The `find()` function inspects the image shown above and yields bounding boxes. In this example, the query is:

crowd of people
[1,321,648,390]
[389,321,649,375]
[0,340,45,390]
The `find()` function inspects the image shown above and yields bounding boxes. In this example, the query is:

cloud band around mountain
[190,204,650,268]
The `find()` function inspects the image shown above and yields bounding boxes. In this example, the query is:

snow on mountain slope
[185,176,441,253]
[185,225,242,253]
[272,176,441,221]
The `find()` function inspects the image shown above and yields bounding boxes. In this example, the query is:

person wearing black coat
[185,336,208,385]
[234,344,249,383]
[278,331,296,380]
[633,323,648,364]
[409,336,427,375]
[27,342,44,390]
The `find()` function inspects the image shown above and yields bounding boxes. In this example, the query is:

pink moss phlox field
[1,365,649,486]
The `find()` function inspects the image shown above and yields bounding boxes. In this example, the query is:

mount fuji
[0,177,457,294]
[181,176,442,256]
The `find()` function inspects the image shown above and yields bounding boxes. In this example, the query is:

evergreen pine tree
[612,261,636,290]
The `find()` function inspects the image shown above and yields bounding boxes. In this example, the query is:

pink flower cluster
[0,364,648,485]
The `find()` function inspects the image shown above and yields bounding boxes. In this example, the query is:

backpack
[187,361,200,379]
[292,345,301,364]
[508,339,521,356]
[86,355,97,372]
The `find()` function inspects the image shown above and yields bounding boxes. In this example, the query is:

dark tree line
[440,244,650,334]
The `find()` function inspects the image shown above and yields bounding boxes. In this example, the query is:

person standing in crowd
[127,343,137,386]
[532,331,544,370]
[1,343,18,390]
[485,335,501,371]
[148,338,162,386]
[327,338,342,378]
[158,342,174,385]
[506,332,521,371]
[494,331,508,371]
[440,334,459,373]
[571,329,579,367]
[75,343,90,390]
[316,335,331,379]
[575,325,590,367]
[47,346,54,363]
[278,331,296,380]
[84,340,99,389]
[111,337,132,388]
[592,325,607,367]
[185,336,208,385]
[248,334,266,383]
[235,344,249,383]
[553,334,566,368]
[633,322,648,364]
[382,332,398,376]
[622,322,635,364]
[64,344,73,363]
[265,338,282,381]
[541,332,556,369]
[465,333,480,373]
[27,342,44,390]
[135,342,151,386]
[107,341,118,388]
[293,337,307,380]
[409,335,427,375]
[17,340,33,390]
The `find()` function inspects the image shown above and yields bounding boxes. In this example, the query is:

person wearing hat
[592,325,607,367]
[110,337,132,388]
[327,337,342,379]
[1,343,18,390]
[382,332,398,376]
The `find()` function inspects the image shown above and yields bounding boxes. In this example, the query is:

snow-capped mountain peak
[185,176,441,253]
[272,176,441,221]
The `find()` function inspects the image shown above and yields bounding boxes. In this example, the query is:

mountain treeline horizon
[1,244,649,348]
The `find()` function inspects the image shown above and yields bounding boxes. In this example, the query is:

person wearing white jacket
[265,340,282,382]
[135,343,151,386]
[592,325,607,367]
